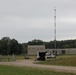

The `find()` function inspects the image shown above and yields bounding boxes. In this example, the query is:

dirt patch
[0,60,76,73]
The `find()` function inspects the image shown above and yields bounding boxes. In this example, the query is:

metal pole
[54,7,56,56]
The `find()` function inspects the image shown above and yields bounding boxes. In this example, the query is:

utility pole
[54,7,56,56]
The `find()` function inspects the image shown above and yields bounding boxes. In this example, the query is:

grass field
[0,55,24,62]
[0,65,76,75]
[1,55,76,67]
[35,55,76,67]
[0,55,36,62]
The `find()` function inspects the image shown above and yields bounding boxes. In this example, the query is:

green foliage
[0,65,76,75]
[22,43,27,54]
[28,39,44,45]
[10,39,18,54]
[63,44,70,48]
[0,37,23,55]
[44,39,76,49]
[0,37,11,55]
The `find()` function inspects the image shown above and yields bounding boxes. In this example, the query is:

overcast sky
[0,0,76,43]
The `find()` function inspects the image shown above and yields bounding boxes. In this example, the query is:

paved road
[0,60,76,73]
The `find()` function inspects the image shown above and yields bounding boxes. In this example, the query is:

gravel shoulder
[0,60,76,73]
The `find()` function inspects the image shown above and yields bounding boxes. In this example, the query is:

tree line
[0,37,23,55]
[27,39,76,49]
[0,37,76,55]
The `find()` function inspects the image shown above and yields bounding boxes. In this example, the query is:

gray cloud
[0,0,76,43]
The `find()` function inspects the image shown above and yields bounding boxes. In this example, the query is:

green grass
[35,55,76,67]
[0,65,76,75]
[1,55,76,67]
[0,55,36,62]
[0,55,26,62]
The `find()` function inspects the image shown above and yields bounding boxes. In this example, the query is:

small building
[28,45,76,55]
[28,45,45,55]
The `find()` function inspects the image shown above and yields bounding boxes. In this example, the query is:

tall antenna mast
[54,7,56,55]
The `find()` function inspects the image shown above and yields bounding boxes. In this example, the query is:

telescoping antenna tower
[54,7,56,56]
